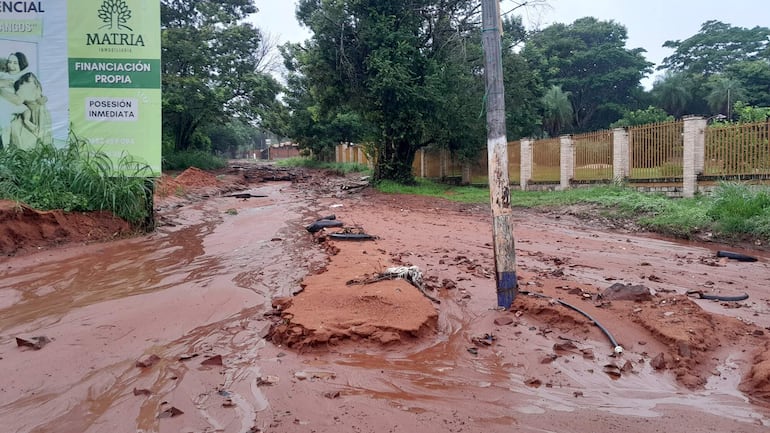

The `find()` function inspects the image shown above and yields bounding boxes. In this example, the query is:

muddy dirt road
[1,164,769,433]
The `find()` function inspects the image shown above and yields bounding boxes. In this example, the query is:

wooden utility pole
[481,0,518,308]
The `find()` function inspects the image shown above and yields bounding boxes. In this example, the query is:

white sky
[249,0,770,88]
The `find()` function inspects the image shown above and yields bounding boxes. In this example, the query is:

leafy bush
[0,141,153,224]
[276,157,371,175]
[162,150,227,171]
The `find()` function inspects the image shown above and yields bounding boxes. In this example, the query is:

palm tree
[706,76,747,119]
[652,71,692,118]
[541,85,573,137]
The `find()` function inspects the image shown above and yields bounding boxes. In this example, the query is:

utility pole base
[496,271,518,309]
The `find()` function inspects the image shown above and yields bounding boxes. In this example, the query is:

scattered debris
[201,355,224,366]
[294,371,336,381]
[323,390,341,399]
[471,333,497,347]
[651,353,667,370]
[467,347,478,355]
[226,193,267,199]
[15,336,50,350]
[603,363,622,379]
[524,378,542,388]
[347,265,440,303]
[328,226,376,241]
[135,354,161,368]
[553,341,580,355]
[158,407,184,419]
[257,375,280,386]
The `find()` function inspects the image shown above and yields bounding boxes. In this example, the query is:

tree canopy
[283,0,487,183]
[660,20,770,76]
[161,0,282,151]
[523,17,652,132]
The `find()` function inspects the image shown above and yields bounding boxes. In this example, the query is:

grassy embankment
[0,143,153,225]
[378,178,770,244]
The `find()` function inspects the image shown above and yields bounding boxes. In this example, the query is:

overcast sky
[249,0,770,87]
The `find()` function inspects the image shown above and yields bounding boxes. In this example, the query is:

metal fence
[705,121,770,177]
[628,121,684,180]
[531,138,560,182]
[573,130,613,181]
[335,118,770,187]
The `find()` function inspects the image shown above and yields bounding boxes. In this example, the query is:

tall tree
[161,0,282,150]
[660,21,770,76]
[524,17,652,131]
[287,0,486,183]
[725,60,770,107]
[651,71,693,118]
[706,76,747,118]
[501,15,544,139]
[540,85,572,137]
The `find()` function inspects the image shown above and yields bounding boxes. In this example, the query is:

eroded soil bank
[1,162,769,433]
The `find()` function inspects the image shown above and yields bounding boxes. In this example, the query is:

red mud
[1,162,769,433]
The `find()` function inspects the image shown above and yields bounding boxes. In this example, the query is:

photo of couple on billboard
[0,49,52,149]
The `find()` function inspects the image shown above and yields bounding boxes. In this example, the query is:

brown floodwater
[1,175,769,433]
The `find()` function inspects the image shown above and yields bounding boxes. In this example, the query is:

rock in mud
[603,283,653,302]
[15,336,51,350]
[651,353,667,370]
[135,354,161,368]
[494,316,515,326]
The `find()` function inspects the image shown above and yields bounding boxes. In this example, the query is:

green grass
[162,150,227,171]
[376,178,770,243]
[276,157,371,175]
[0,141,153,225]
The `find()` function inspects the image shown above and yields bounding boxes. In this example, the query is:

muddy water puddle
[0,182,317,433]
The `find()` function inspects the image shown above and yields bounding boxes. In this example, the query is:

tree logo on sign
[98,0,133,31]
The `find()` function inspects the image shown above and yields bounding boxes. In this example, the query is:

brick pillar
[520,138,533,191]
[683,116,707,197]
[560,135,574,190]
[613,128,629,183]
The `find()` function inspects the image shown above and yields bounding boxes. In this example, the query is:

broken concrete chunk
[603,283,653,302]
[136,354,161,368]
[201,355,224,366]
[15,336,51,350]
[158,406,184,418]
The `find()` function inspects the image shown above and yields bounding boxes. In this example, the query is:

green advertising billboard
[0,0,162,175]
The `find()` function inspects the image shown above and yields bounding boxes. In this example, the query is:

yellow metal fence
[573,130,613,181]
[628,121,684,179]
[705,121,770,177]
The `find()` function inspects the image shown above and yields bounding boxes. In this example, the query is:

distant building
[261,142,300,160]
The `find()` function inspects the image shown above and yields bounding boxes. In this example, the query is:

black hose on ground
[520,290,623,354]
[686,290,750,302]
[716,250,758,262]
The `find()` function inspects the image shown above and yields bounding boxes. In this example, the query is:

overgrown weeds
[0,141,153,225]
[276,157,370,175]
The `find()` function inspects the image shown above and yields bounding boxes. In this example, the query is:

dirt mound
[742,341,770,405]
[155,167,223,199]
[0,200,131,256]
[268,234,439,348]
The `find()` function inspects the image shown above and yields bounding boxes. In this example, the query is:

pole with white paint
[481,0,518,308]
